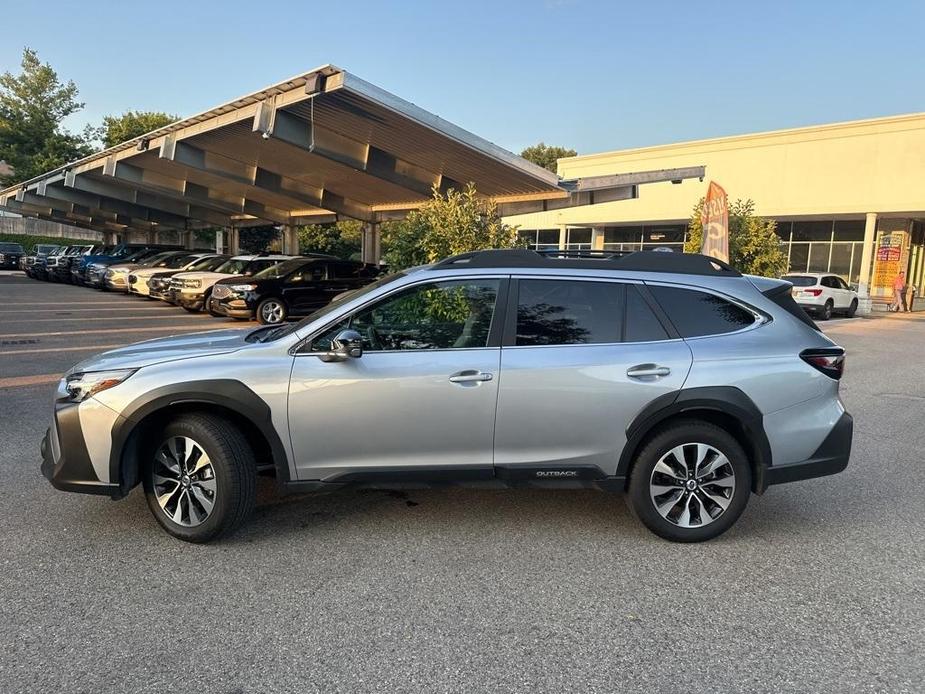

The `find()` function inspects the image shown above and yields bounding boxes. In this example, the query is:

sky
[2,0,924,156]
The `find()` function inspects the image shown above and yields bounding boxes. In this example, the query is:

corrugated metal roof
[0,65,702,235]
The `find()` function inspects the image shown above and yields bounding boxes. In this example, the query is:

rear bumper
[40,404,121,497]
[762,411,853,489]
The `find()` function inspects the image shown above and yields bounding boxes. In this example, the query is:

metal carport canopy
[0,64,704,236]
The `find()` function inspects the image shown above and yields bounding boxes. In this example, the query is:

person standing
[892,271,907,312]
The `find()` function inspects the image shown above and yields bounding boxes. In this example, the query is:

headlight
[64,369,136,403]
[0,254,5,261]
[229,283,256,292]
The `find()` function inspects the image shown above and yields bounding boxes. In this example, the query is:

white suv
[783,273,858,320]
[169,254,294,312]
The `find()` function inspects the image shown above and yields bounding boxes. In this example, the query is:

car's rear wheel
[845,299,858,317]
[820,300,833,320]
[257,297,287,325]
[142,413,256,543]
[627,420,751,542]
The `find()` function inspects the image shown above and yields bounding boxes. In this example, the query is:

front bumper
[105,275,129,291]
[40,403,121,497]
[176,291,205,310]
[209,295,252,319]
[762,411,853,489]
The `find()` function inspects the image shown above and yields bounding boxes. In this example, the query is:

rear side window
[516,280,624,346]
[625,285,670,342]
[783,275,817,287]
[648,285,755,338]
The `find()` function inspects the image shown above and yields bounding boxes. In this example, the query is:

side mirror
[320,329,363,362]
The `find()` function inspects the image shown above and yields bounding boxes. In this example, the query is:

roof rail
[434,248,741,277]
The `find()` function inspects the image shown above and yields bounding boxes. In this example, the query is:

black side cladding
[762,281,820,330]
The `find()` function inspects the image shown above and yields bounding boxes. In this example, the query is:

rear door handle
[627,364,671,378]
[449,370,494,384]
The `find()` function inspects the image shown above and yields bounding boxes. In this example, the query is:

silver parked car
[41,249,852,543]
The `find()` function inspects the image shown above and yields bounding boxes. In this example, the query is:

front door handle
[449,370,494,384]
[627,364,671,378]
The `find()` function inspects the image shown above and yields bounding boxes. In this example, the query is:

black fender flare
[108,379,290,492]
[617,386,773,492]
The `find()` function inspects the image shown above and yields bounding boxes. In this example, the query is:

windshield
[35,245,59,254]
[162,254,198,269]
[189,255,226,271]
[253,258,308,279]
[214,258,249,274]
[783,275,818,287]
[0,243,23,253]
[137,251,180,267]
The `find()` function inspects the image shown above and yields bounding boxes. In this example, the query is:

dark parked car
[79,243,184,287]
[23,244,63,277]
[0,242,25,270]
[48,245,99,282]
[210,256,380,324]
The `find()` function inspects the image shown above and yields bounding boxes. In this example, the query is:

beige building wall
[505,112,925,229]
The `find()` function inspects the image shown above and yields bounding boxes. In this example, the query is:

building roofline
[561,111,925,165]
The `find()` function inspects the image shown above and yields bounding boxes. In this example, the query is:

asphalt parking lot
[1,273,923,694]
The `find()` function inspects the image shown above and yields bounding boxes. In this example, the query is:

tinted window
[0,243,24,252]
[253,258,307,279]
[312,279,499,352]
[648,285,755,338]
[330,262,370,279]
[290,264,326,282]
[516,280,624,346]
[782,275,817,287]
[625,285,670,342]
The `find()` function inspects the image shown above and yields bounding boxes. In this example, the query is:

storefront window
[833,220,865,241]
[788,243,809,273]
[808,243,831,272]
[774,220,793,241]
[792,221,833,242]
[829,243,854,280]
[565,228,592,249]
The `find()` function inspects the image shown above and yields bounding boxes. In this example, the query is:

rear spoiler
[746,275,820,331]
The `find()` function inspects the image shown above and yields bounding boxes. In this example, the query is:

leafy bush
[684,198,787,277]
[0,232,92,250]
[298,220,362,259]
[381,183,521,271]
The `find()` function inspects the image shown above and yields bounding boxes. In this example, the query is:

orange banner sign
[700,181,729,263]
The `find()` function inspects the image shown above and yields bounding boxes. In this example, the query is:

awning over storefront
[0,64,703,239]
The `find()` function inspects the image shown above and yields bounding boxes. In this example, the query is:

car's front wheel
[142,413,256,543]
[257,297,287,324]
[627,420,751,542]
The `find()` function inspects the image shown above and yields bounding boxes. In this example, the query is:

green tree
[298,219,362,259]
[684,197,787,277]
[96,110,179,149]
[0,47,92,186]
[381,183,521,271]
[520,142,577,174]
[239,225,280,253]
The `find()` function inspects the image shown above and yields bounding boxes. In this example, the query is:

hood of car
[171,270,234,282]
[131,266,174,278]
[68,328,253,373]
[107,262,144,273]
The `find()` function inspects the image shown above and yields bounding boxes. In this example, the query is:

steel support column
[857,212,877,314]
[361,222,381,265]
[282,225,300,255]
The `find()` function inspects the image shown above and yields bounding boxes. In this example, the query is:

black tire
[627,419,752,543]
[845,299,858,318]
[141,413,256,543]
[256,297,287,325]
[820,300,833,321]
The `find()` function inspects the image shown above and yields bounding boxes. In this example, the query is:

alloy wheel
[151,436,217,527]
[649,443,736,528]
[260,300,284,324]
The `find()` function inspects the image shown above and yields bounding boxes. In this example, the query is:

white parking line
[0,306,182,313]
[0,343,128,355]
[0,314,218,323]
[0,325,218,339]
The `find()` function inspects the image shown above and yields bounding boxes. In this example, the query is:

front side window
[254,258,309,279]
[648,285,756,338]
[515,279,624,346]
[312,279,500,352]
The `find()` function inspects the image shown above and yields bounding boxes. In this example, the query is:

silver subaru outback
[40,249,852,543]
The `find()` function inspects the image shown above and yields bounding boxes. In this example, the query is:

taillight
[801,348,845,380]
[805,288,823,296]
